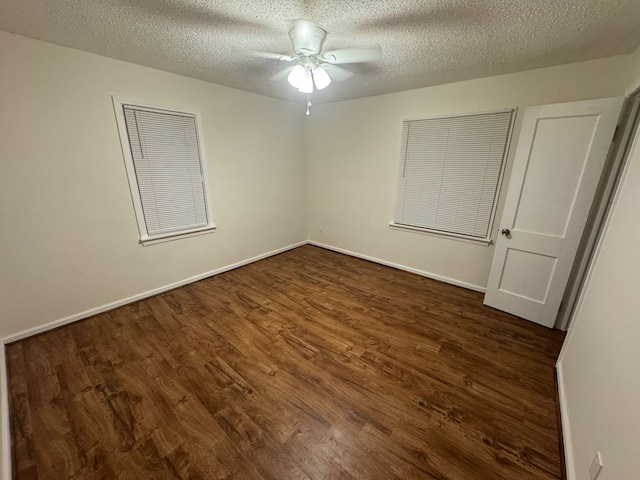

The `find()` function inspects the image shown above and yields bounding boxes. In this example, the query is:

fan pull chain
[306,94,312,116]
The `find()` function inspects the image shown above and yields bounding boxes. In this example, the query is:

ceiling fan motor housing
[289,20,327,56]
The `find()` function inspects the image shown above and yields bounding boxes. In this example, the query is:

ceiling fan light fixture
[298,68,314,93]
[289,20,327,56]
[258,19,379,111]
[287,64,306,88]
[312,65,331,90]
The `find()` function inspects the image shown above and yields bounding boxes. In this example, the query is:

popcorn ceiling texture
[1,0,639,103]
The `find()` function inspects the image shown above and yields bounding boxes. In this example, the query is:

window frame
[389,108,516,246]
[112,96,216,246]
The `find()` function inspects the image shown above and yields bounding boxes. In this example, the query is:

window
[391,109,515,244]
[113,98,215,245]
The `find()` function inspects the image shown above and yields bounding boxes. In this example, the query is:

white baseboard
[2,241,307,345]
[556,360,575,480]
[0,240,307,480]
[308,241,486,293]
[0,238,485,480]
[0,346,11,480]
[3,239,486,344]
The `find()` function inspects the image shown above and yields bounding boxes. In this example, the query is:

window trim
[390,108,517,245]
[112,96,216,246]
[388,222,494,246]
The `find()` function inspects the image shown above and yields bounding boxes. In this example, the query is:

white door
[484,98,623,328]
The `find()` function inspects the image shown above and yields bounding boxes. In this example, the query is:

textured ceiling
[1,0,639,104]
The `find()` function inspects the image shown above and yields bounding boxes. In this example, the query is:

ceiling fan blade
[322,46,382,64]
[322,64,354,82]
[269,66,294,82]
[246,51,295,62]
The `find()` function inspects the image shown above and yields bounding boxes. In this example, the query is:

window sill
[389,222,492,246]
[140,225,217,246]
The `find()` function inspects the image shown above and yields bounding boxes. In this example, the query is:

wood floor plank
[6,245,565,479]
[6,344,36,479]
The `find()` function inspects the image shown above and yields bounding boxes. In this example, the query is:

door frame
[556,90,640,330]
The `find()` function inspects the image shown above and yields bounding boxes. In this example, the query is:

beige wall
[306,55,633,289]
[557,122,640,479]
[2,27,640,480]
[0,32,307,339]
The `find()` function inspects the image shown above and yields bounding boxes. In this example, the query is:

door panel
[484,98,623,328]
[498,249,557,302]
[514,115,599,236]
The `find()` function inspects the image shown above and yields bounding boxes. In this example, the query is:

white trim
[0,239,488,343]
[0,345,10,480]
[140,225,217,246]
[2,241,307,344]
[489,108,517,239]
[402,108,515,123]
[0,238,485,478]
[389,222,493,246]
[556,361,575,480]
[395,108,516,245]
[111,96,215,245]
[308,240,486,292]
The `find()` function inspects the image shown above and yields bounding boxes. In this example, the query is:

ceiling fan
[249,20,381,112]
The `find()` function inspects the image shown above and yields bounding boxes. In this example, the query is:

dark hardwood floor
[6,245,566,479]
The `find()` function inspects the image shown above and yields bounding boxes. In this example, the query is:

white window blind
[394,110,514,241]
[121,105,210,239]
